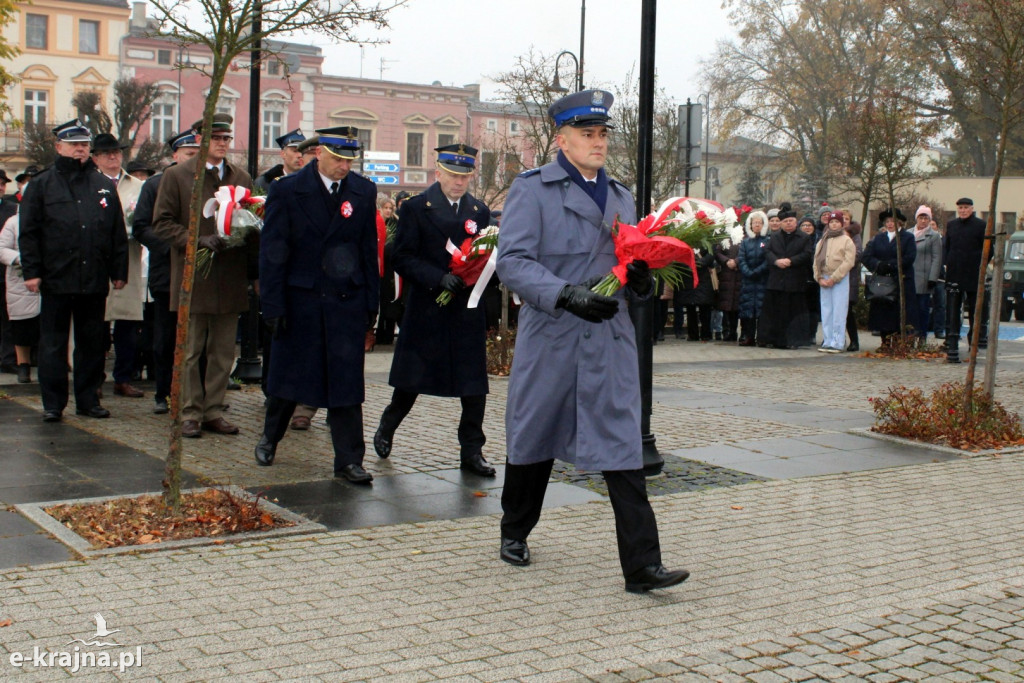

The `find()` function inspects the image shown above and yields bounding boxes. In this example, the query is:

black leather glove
[625,260,653,296]
[266,317,286,339]
[875,262,895,276]
[367,312,378,330]
[556,284,619,323]
[439,273,466,293]
[198,234,227,253]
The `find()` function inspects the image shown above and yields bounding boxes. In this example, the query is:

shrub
[870,382,1024,450]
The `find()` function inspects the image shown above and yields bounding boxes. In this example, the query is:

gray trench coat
[496,162,641,471]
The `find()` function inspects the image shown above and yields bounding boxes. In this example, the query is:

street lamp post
[578,0,586,91]
[551,51,581,93]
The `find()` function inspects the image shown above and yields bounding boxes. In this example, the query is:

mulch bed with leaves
[45,488,294,550]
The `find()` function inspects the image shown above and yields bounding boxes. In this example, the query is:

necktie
[330,182,340,200]
[209,166,220,181]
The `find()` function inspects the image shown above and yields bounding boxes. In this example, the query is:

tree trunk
[162,81,225,511]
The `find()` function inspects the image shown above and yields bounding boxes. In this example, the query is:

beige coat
[104,171,145,320]
[812,232,856,283]
[152,156,255,314]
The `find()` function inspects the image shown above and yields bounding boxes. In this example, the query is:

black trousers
[151,291,177,403]
[263,395,364,470]
[846,305,860,347]
[963,289,989,344]
[685,304,712,340]
[38,292,107,413]
[500,460,662,577]
[379,388,486,458]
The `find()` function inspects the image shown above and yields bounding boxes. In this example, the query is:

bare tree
[23,120,57,168]
[72,91,113,136]
[113,78,161,159]
[146,0,405,509]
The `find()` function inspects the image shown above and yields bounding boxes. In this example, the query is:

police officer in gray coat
[495,90,689,593]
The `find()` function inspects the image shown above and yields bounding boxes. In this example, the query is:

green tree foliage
[735,166,765,209]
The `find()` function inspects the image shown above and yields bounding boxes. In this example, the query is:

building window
[406,132,424,167]
[157,49,172,65]
[357,128,372,151]
[151,101,176,144]
[503,153,521,184]
[24,89,48,124]
[268,60,280,75]
[79,20,99,54]
[26,14,48,49]
[509,121,521,134]
[262,110,283,149]
[480,151,497,185]
[437,133,455,148]
[486,119,497,133]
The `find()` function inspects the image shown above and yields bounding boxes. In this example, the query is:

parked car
[1000,230,1024,322]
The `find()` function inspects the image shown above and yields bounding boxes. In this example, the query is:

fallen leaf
[212,540,225,545]
[0,618,12,627]
[410,550,423,555]
[261,513,273,525]
[731,505,744,510]
[472,491,487,498]
[138,534,156,544]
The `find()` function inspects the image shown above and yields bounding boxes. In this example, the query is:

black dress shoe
[373,426,392,459]
[254,435,277,466]
[76,406,111,419]
[42,410,62,423]
[153,400,169,415]
[460,452,496,477]
[335,463,373,484]
[500,538,530,566]
[624,564,690,593]
[847,342,859,352]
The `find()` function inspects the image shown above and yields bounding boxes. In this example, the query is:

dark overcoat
[765,229,814,292]
[714,242,742,312]
[496,162,642,471]
[863,229,917,334]
[674,249,716,306]
[259,161,380,408]
[943,213,988,293]
[152,155,256,314]
[131,172,170,294]
[18,156,128,295]
[389,182,490,397]
[737,233,769,319]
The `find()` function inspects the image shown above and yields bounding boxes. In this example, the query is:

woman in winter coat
[863,208,917,345]
[0,214,40,383]
[736,210,769,345]
[812,212,857,352]
[910,205,942,343]
[673,248,716,341]
[713,224,745,342]
[843,215,863,351]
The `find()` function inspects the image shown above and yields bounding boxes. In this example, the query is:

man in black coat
[131,129,200,414]
[254,126,380,484]
[372,144,496,477]
[18,120,128,422]
[944,197,990,346]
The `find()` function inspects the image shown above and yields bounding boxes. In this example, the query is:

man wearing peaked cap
[130,131,201,415]
[254,123,380,483]
[17,118,128,422]
[296,134,319,164]
[944,195,990,347]
[153,112,255,438]
[495,88,690,593]
[373,141,497,478]
[254,128,306,193]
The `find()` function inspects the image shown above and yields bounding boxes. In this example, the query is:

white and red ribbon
[467,247,498,309]
[202,185,264,237]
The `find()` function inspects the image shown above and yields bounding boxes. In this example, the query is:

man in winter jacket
[944,197,990,347]
[18,120,128,422]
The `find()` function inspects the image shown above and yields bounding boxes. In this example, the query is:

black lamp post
[550,51,581,93]
[232,1,263,384]
[632,0,663,475]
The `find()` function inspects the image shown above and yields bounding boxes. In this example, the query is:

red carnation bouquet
[590,196,738,296]
[196,185,265,278]
[437,228,499,305]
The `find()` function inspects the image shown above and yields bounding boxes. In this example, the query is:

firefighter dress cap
[435,143,478,175]
[315,126,361,160]
[275,129,305,149]
[52,119,92,142]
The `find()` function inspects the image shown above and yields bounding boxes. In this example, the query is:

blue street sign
[369,175,399,185]
[364,163,400,173]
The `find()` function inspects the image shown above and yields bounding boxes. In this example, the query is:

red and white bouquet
[196,186,265,277]
[590,196,739,296]
[437,227,499,306]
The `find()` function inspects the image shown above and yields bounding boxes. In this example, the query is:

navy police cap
[166,130,200,151]
[52,119,92,142]
[435,143,478,175]
[275,128,305,149]
[548,89,616,129]
[315,126,360,160]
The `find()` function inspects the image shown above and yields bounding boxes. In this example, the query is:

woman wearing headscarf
[737,210,769,346]
[862,208,917,346]
[812,211,856,352]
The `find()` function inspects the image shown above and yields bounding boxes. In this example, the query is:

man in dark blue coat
[19,120,128,422]
[944,197,990,347]
[372,144,496,477]
[254,126,380,484]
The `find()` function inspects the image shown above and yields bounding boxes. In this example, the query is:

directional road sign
[365,163,400,173]
[369,175,399,185]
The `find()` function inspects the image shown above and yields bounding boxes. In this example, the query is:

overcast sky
[305,0,734,106]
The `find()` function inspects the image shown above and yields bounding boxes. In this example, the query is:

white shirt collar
[319,172,339,193]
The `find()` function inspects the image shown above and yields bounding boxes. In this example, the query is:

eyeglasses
[210,135,233,142]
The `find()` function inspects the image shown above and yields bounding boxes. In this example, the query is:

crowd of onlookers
[651,198,983,353]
